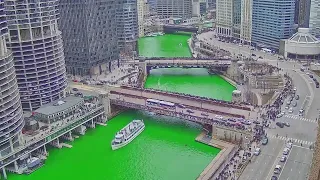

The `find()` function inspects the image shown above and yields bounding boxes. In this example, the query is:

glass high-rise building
[4,0,67,111]
[58,0,120,76]
[0,0,24,157]
[252,0,295,50]
[309,0,320,37]
[156,0,192,19]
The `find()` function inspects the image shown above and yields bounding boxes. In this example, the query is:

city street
[197,32,318,180]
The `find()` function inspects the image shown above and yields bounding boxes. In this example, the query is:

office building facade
[117,0,139,55]
[156,0,192,19]
[232,0,241,39]
[298,0,311,28]
[0,0,24,157]
[5,0,67,111]
[309,0,320,37]
[58,0,119,76]
[240,0,252,43]
[252,0,295,50]
[216,0,233,36]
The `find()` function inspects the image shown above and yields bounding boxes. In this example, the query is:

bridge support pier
[2,168,7,180]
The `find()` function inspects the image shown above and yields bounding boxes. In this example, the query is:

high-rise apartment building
[138,0,145,37]
[240,0,252,44]
[156,0,192,19]
[216,0,233,36]
[309,0,320,37]
[4,0,67,111]
[117,0,139,54]
[192,0,208,17]
[252,0,295,49]
[0,0,24,157]
[58,0,119,76]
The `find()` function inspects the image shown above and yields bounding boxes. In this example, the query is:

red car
[73,79,78,82]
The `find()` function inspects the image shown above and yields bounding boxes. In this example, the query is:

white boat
[111,120,145,150]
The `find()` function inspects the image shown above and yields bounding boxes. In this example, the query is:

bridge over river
[109,86,256,135]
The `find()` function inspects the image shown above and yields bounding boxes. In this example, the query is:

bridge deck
[111,86,253,117]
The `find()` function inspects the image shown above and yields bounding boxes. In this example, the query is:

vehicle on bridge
[146,99,175,110]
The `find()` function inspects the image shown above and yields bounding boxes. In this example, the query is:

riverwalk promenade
[196,132,238,180]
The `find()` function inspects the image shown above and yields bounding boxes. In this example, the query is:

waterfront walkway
[196,133,237,180]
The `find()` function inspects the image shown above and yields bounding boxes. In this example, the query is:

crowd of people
[264,75,293,121]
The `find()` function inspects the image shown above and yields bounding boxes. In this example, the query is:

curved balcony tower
[4,0,67,111]
[0,0,24,157]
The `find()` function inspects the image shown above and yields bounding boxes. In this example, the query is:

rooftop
[34,96,84,116]
[289,28,320,44]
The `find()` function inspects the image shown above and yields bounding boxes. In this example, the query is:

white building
[309,0,320,37]
[137,0,145,37]
[240,0,252,44]
[280,28,320,59]
[216,0,233,36]
[192,0,208,17]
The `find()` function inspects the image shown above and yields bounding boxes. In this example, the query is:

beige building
[137,0,146,37]
[216,0,234,36]
[240,0,252,44]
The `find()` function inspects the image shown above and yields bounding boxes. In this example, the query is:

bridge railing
[111,100,252,134]
[110,90,245,118]
[118,86,252,111]
[143,57,235,61]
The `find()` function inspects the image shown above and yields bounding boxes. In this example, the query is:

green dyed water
[138,33,192,58]
[145,68,236,101]
[9,111,220,180]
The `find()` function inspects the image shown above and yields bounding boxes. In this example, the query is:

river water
[10,34,236,180]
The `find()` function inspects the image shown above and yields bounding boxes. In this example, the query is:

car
[284,122,290,127]
[254,148,261,156]
[253,120,260,124]
[299,109,304,116]
[276,122,284,128]
[259,56,263,59]
[186,109,194,113]
[276,113,283,118]
[283,148,290,155]
[317,84,319,88]
[72,88,78,91]
[287,101,291,105]
[274,165,282,174]
[252,53,256,56]
[271,176,278,180]
[310,74,314,78]
[295,95,299,100]
[285,106,289,109]
[72,79,78,82]
[286,142,293,149]
[280,156,287,162]
[262,137,268,145]
[300,68,305,72]
[215,115,223,119]
[293,87,297,91]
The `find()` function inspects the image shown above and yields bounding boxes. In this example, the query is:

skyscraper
[309,0,320,37]
[252,0,295,49]
[5,0,67,111]
[0,0,24,156]
[240,0,252,44]
[117,0,139,55]
[58,0,119,75]
[156,0,192,19]
[298,0,311,28]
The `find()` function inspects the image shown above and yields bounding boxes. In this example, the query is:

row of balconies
[16,67,65,82]
[18,75,65,93]
[15,59,64,76]
[0,100,21,122]
[12,44,63,58]
[0,90,19,111]
[0,60,13,75]
[20,85,64,103]
[9,36,62,49]
[0,67,15,83]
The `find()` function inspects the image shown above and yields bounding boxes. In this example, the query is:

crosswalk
[268,134,314,146]
[284,114,317,123]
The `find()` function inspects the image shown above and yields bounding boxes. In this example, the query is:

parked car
[72,88,78,91]
[274,165,282,174]
[280,156,287,162]
[284,122,290,127]
[276,122,284,128]
[262,137,268,145]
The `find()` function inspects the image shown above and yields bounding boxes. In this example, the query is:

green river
[10,34,236,180]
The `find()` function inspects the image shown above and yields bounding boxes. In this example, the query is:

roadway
[127,59,232,65]
[197,31,318,180]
